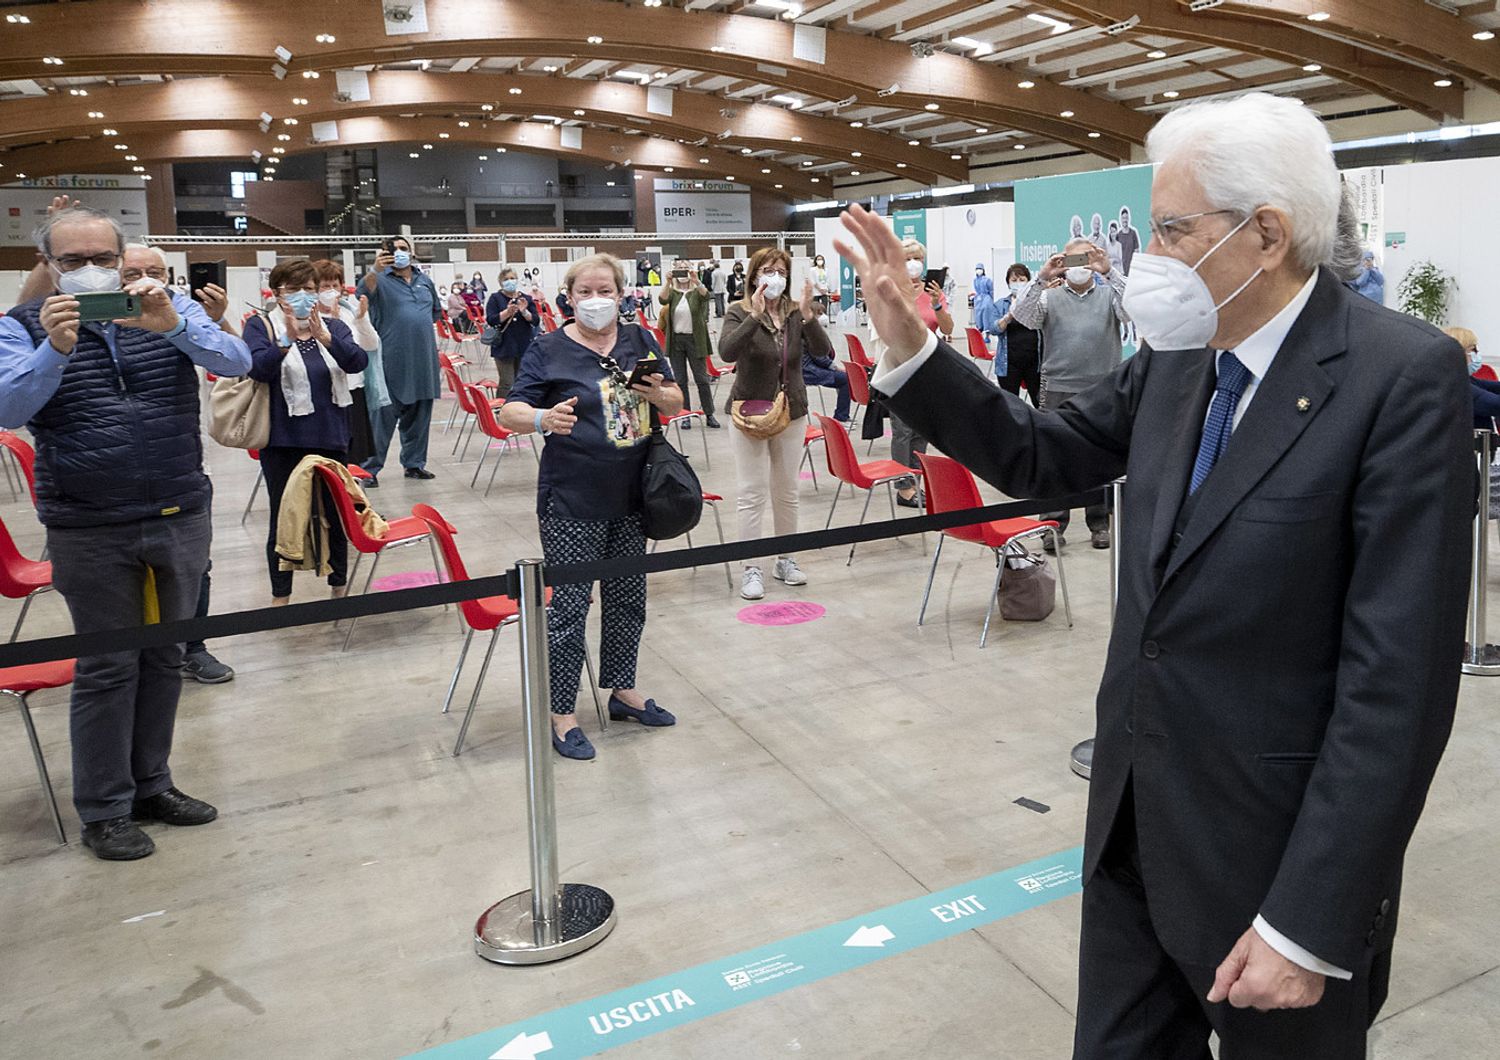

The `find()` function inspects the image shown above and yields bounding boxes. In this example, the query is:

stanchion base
[1069,738,1093,781]
[1462,642,1500,676]
[475,884,616,965]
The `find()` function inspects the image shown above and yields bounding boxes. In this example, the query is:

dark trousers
[803,364,852,421]
[891,412,926,493]
[998,345,1041,402]
[260,447,349,599]
[668,334,715,415]
[1039,384,1109,533]
[537,511,647,715]
[365,396,434,473]
[185,561,212,656]
[47,508,212,823]
[712,293,726,317]
[1075,783,1386,1059]
[346,387,374,467]
[491,356,519,401]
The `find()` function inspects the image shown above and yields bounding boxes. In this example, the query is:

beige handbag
[730,328,792,440]
[208,374,270,450]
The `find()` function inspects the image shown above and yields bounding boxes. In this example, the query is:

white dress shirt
[874,269,1351,981]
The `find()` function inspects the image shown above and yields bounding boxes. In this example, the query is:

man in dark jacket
[839,92,1472,1058]
[0,206,251,861]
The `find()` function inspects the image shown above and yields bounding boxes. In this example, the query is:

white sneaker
[741,566,765,600]
[773,557,808,586]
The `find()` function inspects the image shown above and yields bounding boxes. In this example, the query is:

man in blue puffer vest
[0,205,251,861]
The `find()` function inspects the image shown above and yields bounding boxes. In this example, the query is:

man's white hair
[124,242,168,266]
[1146,92,1338,270]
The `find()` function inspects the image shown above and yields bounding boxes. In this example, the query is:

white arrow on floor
[843,924,895,948]
[490,1030,554,1060]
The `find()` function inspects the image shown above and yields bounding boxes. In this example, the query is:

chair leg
[9,591,37,644]
[918,534,946,626]
[11,691,66,845]
[442,397,459,434]
[981,550,1005,649]
[847,486,877,566]
[453,628,501,756]
[886,478,898,522]
[342,550,383,652]
[584,650,607,733]
[824,481,844,530]
[1051,530,1074,628]
[698,421,710,470]
[240,468,264,525]
[485,444,505,495]
[711,502,732,592]
[451,414,468,454]
[469,444,489,488]
[459,419,478,461]
[441,627,475,714]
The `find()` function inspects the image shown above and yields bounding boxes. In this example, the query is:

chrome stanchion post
[474,558,617,965]
[1463,430,1499,676]
[1070,479,1123,780]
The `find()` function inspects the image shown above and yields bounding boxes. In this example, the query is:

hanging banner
[0,174,149,247]
[653,180,752,234]
[891,208,927,248]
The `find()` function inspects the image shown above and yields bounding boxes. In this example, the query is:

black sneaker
[133,787,218,827]
[364,475,379,489]
[81,816,155,860]
[896,492,923,509]
[182,649,234,684]
[404,467,436,480]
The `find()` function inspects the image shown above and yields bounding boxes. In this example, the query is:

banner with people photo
[1014,164,1153,356]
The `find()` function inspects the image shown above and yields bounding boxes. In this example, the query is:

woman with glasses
[498,254,684,762]
[311,259,384,467]
[243,259,368,605]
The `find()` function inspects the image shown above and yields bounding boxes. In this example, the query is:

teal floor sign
[409,847,1084,1060]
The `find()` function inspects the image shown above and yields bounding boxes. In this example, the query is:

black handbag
[625,325,703,539]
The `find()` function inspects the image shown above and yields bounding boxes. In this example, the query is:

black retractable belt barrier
[0,490,1105,671]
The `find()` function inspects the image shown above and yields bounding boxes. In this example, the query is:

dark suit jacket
[881,268,1473,973]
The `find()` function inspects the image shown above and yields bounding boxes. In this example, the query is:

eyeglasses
[1148,209,1243,248]
[50,252,121,271]
[120,267,168,282]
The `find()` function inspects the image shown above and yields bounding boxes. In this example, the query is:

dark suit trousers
[1074,782,1388,1060]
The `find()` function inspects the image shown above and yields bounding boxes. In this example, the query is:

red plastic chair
[243,450,372,522]
[464,383,538,494]
[844,333,874,369]
[799,422,825,491]
[662,410,711,469]
[0,431,38,506]
[412,504,603,756]
[1476,364,1498,382]
[843,359,874,446]
[643,322,667,351]
[813,412,923,565]
[0,512,52,644]
[915,452,1072,647]
[443,362,504,459]
[964,327,994,361]
[2,658,73,844]
[311,464,449,651]
[648,492,732,592]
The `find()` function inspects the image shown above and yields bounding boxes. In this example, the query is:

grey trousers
[365,396,434,474]
[891,413,926,493]
[47,507,212,823]
[1040,383,1110,534]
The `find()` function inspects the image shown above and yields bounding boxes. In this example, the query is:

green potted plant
[1397,260,1456,326]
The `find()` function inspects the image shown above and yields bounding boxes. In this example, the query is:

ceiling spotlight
[850,171,860,176]
[1013,143,1026,150]
[761,167,771,173]
[951,153,962,159]
[791,135,803,143]
[479,154,489,160]
[87,111,104,119]
[896,162,906,168]
[1475,30,1496,41]
[284,117,299,125]
[42,56,62,65]
[1307,11,1330,21]
[277,133,291,141]
[664,166,674,172]
[14,173,25,179]
[741,147,752,154]
[315,33,336,43]
[1017,80,1035,89]
[272,146,285,153]
[481,103,494,111]
[849,121,864,128]
[1059,110,1074,118]
[1087,131,1101,138]
[851,150,862,157]
[102,128,118,136]
[698,157,709,163]
[924,103,939,111]
[573,109,585,116]
[1303,63,1322,72]
[302,70,320,78]
[497,147,506,153]
[68,88,88,96]
[1146,49,1167,59]
[774,184,783,189]
[132,165,145,172]
[1434,78,1454,87]
[458,120,470,127]
[543,65,559,72]
[113,143,129,150]
[7,13,32,22]
[409,152,420,158]
[509,87,523,95]
[1162,90,1180,98]
[908,139,920,146]
[423,143,433,149]
[587,35,603,44]
[292,97,308,105]
[124,154,137,161]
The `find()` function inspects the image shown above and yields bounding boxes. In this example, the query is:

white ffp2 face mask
[1121,213,1262,351]
[905,259,925,280]
[56,264,122,295]
[575,296,618,331]
[759,273,787,299]
[1065,267,1094,287]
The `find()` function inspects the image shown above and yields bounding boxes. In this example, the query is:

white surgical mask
[56,264,122,295]
[1121,213,1261,352]
[575,295,618,331]
[1008,281,1025,295]
[905,260,925,280]
[318,289,340,307]
[1065,266,1094,287]
[760,273,787,299]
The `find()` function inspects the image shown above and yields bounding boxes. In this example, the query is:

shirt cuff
[1252,915,1353,981]
[869,331,939,396]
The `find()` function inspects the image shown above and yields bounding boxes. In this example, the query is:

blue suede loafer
[608,696,677,727]
[552,728,596,760]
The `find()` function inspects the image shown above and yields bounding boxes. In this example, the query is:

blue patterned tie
[1189,351,1252,495]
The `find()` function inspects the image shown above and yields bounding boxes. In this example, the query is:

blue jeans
[47,508,212,822]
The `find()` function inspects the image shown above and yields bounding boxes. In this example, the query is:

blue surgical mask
[502,280,519,294]
[284,291,319,319]
[392,250,411,269]
[1472,354,1484,374]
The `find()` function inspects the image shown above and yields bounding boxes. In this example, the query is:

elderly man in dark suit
[836,92,1473,1058]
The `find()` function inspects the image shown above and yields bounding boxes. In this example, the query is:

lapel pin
[1296,396,1311,413]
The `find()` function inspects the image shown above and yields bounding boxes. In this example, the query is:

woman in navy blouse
[499,254,684,761]
[245,259,368,605]
[484,266,537,399]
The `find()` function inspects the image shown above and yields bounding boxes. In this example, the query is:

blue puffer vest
[6,298,210,528]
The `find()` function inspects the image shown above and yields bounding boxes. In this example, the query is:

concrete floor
[1,327,1497,1059]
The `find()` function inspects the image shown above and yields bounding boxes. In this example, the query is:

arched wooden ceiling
[0,0,1495,197]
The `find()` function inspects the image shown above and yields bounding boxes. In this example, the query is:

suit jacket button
[1143,640,1160,659]
[1366,930,1377,946]
[1374,914,1386,929]
[1170,531,1183,549]
[1379,899,1391,915]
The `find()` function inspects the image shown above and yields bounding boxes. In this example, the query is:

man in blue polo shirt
[361,237,442,484]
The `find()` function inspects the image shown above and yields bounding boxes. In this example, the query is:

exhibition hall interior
[3,1,1500,1057]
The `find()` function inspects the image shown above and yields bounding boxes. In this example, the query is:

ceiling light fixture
[481,103,494,111]
[1059,110,1074,118]
[479,154,489,160]
[301,70,319,78]
[896,163,906,168]
[950,153,962,159]
[68,88,87,96]
[587,35,603,44]
[761,167,771,173]
[42,56,62,65]
[851,150,862,157]
[113,143,129,150]
[573,108,585,116]
[975,126,989,133]
[699,157,709,163]
[423,143,433,149]
[315,33,336,43]
[1474,30,1496,41]
[543,65,559,72]
[101,128,117,136]
[1087,131,1101,138]
[1014,143,1026,150]
[292,97,308,105]
[1307,12,1331,21]
[458,120,470,127]
[1162,90,1180,98]
[741,147,753,154]
[272,146,285,153]
[1435,77,1454,87]
[924,103,940,111]
[908,139,920,146]
[1017,80,1035,89]
[284,117,299,125]
[790,135,803,142]
[664,166,674,172]
[409,152,420,158]
[124,154,137,161]
[7,13,32,22]
[1146,49,1167,59]
[1303,63,1322,72]
[439,132,450,138]
[277,133,291,141]
[849,120,864,128]
[509,87,523,95]
[87,111,104,119]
